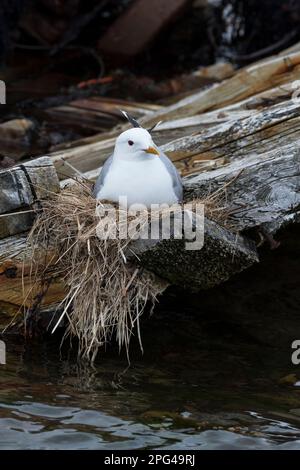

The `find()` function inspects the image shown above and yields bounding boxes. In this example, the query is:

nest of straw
[28,182,168,361]
[27,179,233,362]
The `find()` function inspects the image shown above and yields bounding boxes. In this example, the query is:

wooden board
[0,157,60,239]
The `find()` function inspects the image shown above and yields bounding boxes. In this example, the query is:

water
[1,229,300,450]
[1,293,300,450]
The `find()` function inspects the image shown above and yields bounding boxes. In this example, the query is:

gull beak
[143,146,159,156]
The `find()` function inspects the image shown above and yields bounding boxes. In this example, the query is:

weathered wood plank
[50,98,161,151]
[0,156,60,213]
[184,145,300,234]
[159,99,300,175]
[50,82,300,179]
[187,119,300,176]
[50,80,295,159]
[0,157,60,239]
[61,96,300,180]
[139,51,300,127]
[162,99,300,160]
[0,234,65,311]
[52,136,116,179]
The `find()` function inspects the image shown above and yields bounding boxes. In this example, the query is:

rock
[130,216,259,291]
[0,118,34,145]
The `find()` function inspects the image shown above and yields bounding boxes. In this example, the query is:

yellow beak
[143,146,159,155]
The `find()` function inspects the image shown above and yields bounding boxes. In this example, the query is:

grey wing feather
[160,152,183,202]
[93,155,113,198]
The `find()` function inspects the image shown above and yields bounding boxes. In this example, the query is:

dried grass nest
[27,180,232,362]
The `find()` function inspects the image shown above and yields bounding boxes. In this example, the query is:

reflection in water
[0,226,300,449]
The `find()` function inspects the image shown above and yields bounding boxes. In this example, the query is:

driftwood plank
[50,81,300,179]
[59,95,300,180]
[52,136,116,179]
[0,157,60,239]
[0,234,65,312]
[162,100,300,159]
[184,145,300,234]
[161,99,300,175]
[50,80,295,159]
[139,50,300,127]
[47,40,300,180]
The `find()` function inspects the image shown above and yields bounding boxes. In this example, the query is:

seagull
[93,111,183,208]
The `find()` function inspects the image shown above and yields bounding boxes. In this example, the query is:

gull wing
[93,155,113,198]
[159,151,183,202]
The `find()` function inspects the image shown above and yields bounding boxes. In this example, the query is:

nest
[27,179,232,362]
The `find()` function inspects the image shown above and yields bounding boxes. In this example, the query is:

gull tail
[148,120,163,133]
[120,109,141,128]
[120,109,162,133]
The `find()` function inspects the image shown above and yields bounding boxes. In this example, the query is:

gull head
[114,128,159,161]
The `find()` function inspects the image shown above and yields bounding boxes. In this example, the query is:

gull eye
[128,140,134,146]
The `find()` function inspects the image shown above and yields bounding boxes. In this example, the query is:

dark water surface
[1,228,300,450]
[1,306,300,450]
